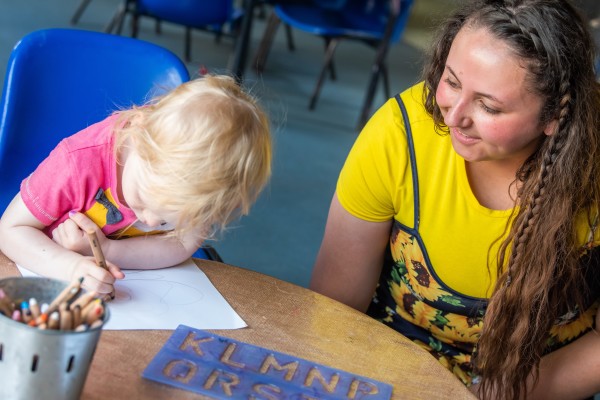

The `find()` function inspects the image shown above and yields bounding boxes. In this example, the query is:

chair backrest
[277,0,414,44]
[314,0,348,10]
[136,0,235,28]
[343,0,414,44]
[0,28,190,213]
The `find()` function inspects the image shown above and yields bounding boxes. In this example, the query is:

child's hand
[71,256,124,295]
[52,212,106,255]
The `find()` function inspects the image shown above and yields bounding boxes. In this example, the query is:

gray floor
[0,0,425,287]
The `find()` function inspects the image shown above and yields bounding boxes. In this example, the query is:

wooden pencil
[86,229,107,270]
[47,277,83,313]
[86,229,115,300]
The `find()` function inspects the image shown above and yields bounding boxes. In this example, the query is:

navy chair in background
[125,0,243,62]
[253,0,414,129]
[0,28,219,261]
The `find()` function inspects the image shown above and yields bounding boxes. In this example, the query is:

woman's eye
[444,77,459,88]
[480,102,500,115]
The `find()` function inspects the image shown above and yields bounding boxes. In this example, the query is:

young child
[0,74,272,296]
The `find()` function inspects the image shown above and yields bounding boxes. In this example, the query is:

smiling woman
[435,25,555,211]
[437,27,550,162]
[310,0,600,399]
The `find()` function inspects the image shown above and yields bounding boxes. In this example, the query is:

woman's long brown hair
[422,0,600,398]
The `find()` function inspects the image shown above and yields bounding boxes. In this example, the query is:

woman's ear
[543,119,558,136]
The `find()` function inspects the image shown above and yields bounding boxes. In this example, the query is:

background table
[0,252,474,399]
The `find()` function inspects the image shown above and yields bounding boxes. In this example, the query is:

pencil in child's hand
[86,229,107,270]
[85,229,116,300]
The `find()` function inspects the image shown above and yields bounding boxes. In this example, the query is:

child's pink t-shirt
[20,114,141,238]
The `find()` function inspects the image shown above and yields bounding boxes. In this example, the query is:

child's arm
[55,212,201,270]
[0,194,124,295]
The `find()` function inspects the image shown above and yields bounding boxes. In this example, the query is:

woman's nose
[444,97,471,127]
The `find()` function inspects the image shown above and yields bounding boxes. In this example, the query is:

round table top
[0,252,474,399]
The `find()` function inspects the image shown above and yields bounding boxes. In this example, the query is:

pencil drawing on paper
[17,260,247,330]
[113,270,206,316]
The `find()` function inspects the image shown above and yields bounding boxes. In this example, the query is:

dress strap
[394,94,420,230]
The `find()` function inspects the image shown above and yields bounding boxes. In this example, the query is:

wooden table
[0,252,474,399]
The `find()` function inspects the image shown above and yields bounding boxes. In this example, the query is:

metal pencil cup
[0,277,108,400]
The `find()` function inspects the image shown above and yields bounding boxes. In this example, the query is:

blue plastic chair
[253,0,414,129]
[125,0,243,62]
[0,28,218,261]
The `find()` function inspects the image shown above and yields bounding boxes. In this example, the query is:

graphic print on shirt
[84,187,164,239]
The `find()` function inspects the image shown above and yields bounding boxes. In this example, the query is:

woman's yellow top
[337,82,600,385]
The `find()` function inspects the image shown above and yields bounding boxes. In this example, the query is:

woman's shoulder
[357,81,442,156]
[362,82,426,132]
[368,81,437,139]
[397,81,435,124]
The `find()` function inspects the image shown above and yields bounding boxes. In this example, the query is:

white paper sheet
[17,259,247,330]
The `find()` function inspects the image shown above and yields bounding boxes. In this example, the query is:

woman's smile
[451,127,480,145]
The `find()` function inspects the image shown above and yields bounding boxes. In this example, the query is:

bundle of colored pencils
[0,277,107,331]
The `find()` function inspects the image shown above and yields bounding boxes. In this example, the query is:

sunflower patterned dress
[336,82,600,386]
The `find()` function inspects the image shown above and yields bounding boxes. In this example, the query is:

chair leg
[214,28,224,44]
[115,5,129,35]
[185,27,192,62]
[256,2,267,19]
[357,0,402,129]
[130,13,140,38]
[309,38,340,110]
[252,11,281,73]
[204,245,224,263]
[230,0,260,82]
[284,24,295,51]
[71,0,93,25]
[104,0,128,34]
[358,60,383,130]
[323,38,336,81]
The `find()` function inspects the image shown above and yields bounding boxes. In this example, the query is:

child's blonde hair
[113,74,271,241]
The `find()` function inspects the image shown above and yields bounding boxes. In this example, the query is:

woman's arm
[470,312,600,399]
[0,194,123,294]
[310,193,392,312]
[55,212,201,270]
[524,321,600,400]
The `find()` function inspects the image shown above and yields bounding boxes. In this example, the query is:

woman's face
[435,25,555,166]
